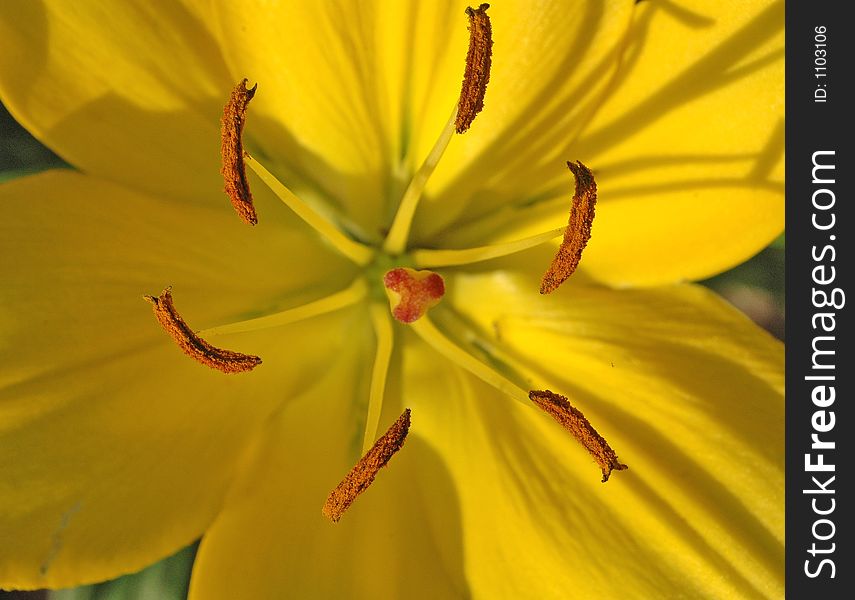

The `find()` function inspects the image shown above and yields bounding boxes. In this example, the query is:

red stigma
[383,268,446,324]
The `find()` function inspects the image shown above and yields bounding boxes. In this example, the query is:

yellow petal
[188,341,470,600]
[0,1,231,202]
[0,172,352,588]
[423,270,783,597]
[577,0,784,285]
[447,0,784,285]
[212,1,633,239]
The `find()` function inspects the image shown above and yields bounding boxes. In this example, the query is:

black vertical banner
[786,1,852,597]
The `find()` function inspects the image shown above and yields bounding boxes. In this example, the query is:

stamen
[414,318,624,483]
[198,279,367,337]
[529,389,627,482]
[221,79,258,225]
[322,408,411,523]
[363,304,395,453]
[382,4,494,255]
[540,161,598,294]
[411,316,530,406]
[412,227,565,268]
[456,4,493,134]
[244,154,375,266]
[144,288,261,373]
[383,267,445,324]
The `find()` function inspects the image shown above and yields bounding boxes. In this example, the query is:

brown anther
[540,160,598,294]
[455,3,492,134]
[221,78,258,225]
[529,390,627,482]
[145,288,261,374]
[322,408,411,522]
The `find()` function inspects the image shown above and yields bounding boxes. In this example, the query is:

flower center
[383,267,446,324]
[144,2,626,524]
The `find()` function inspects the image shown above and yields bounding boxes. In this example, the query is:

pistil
[383,267,446,324]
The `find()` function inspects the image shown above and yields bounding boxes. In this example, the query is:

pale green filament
[383,106,458,255]
[245,154,375,266]
[200,279,367,336]
[363,303,395,453]
[411,316,530,406]
[412,227,566,268]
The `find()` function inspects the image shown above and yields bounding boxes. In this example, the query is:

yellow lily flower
[0,0,783,598]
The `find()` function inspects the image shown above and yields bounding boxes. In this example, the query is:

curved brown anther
[323,408,411,522]
[145,288,262,374]
[221,78,258,225]
[456,3,492,134]
[529,390,627,482]
[540,160,598,294]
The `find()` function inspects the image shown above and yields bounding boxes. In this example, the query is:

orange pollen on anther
[383,267,446,324]
[144,288,261,374]
[540,160,598,294]
[221,78,258,225]
[529,389,627,482]
[322,408,411,523]
[456,3,492,134]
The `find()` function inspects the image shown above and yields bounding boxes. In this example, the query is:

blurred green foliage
[702,236,784,340]
[48,545,196,600]
[0,104,66,181]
